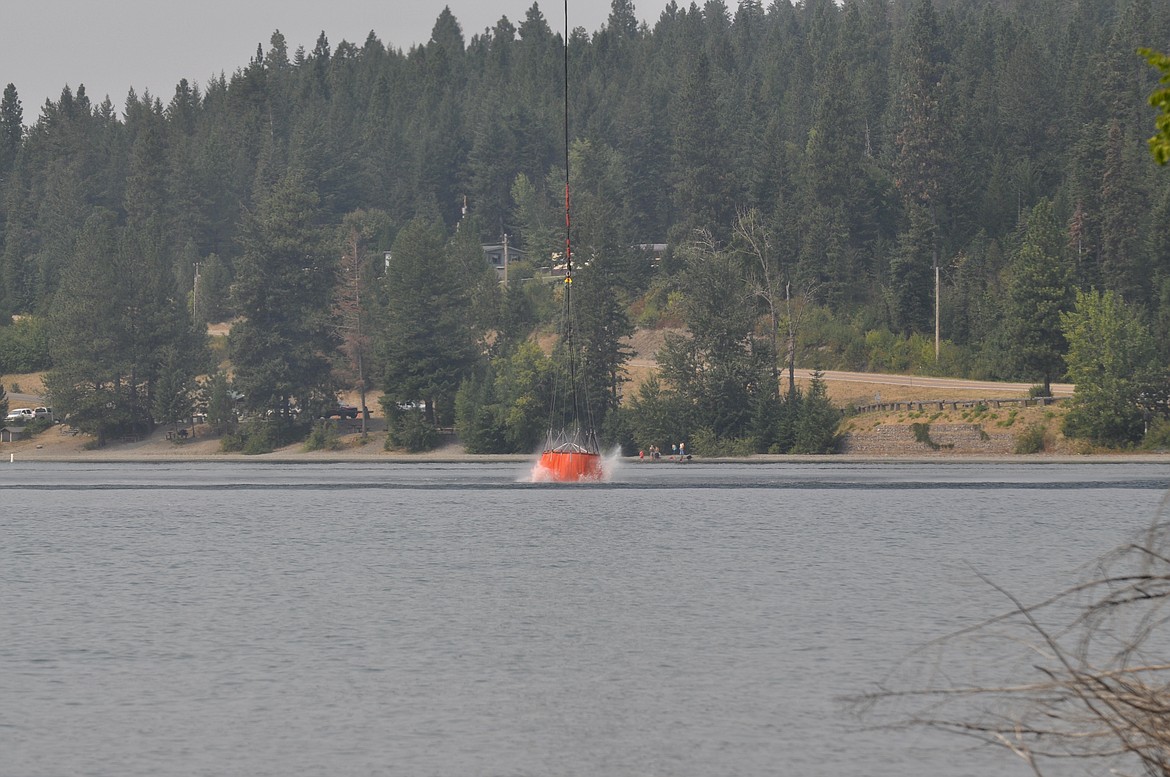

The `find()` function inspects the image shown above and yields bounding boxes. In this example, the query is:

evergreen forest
[2,0,1170,453]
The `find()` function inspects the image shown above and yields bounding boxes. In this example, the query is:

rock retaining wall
[838,423,1015,455]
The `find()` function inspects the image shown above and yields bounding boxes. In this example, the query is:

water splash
[523,446,624,483]
[600,445,623,480]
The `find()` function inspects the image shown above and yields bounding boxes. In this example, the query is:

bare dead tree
[334,210,387,436]
[732,208,820,398]
[851,493,1170,776]
[733,208,784,384]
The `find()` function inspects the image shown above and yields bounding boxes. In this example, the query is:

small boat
[536,0,603,483]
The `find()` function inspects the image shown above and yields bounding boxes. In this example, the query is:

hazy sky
[0,0,673,121]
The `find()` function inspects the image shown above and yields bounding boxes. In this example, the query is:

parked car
[323,404,359,419]
[5,408,35,423]
[34,407,54,422]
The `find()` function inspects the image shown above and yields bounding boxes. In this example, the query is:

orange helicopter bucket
[538,447,603,482]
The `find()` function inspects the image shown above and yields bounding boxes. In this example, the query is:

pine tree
[375,217,481,427]
[152,345,196,432]
[44,210,193,444]
[792,370,840,454]
[888,203,935,335]
[1001,199,1074,394]
[670,52,728,232]
[230,172,337,421]
[890,0,949,333]
[571,261,634,439]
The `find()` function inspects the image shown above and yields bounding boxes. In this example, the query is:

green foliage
[44,210,205,444]
[230,172,337,420]
[888,204,936,335]
[999,200,1074,392]
[911,422,941,450]
[1014,423,1049,454]
[0,382,7,420]
[384,408,439,453]
[1139,48,1170,165]
[1060,289,1158,447]
[194,253,234,325]
[199,371,236,434]
[908,421,954,451]
[792,371,841,454]
[454,341,553,454]
[220,418,304,455]
[151,346,197,428]
[626,374,695,455]
[656,235,767,442]
[567,261,634,432]
[2,3,1170,455]
[0,316,51,373]
[455,375,508,454]
[687,427,754,458]
[375,218,482,427]
[1142,417,1170,450]
[303,420,342,451]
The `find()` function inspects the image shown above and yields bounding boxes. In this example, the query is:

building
[482,241,526,282]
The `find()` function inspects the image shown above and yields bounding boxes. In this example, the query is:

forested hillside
[1,0,1169,452]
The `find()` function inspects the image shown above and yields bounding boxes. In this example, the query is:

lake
[2,460,1168,776]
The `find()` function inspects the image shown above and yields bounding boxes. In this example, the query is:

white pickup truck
[4,407,53,423]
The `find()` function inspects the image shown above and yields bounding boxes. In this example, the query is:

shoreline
[5,451,1170,465]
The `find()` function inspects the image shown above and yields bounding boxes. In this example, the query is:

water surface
[2,461,1167,776]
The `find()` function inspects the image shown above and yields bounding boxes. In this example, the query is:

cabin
[482,243,526,281]
[634,243,668,270]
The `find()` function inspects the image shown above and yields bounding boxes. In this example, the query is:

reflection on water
[1,461,1167,777]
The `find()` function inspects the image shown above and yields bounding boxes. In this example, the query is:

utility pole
[192,261,201,324]
[934,260,940,360]
[502,232,509,287]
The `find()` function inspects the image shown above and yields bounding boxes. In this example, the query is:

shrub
[303,421,342,452]
[1143,417,1170,451]
[910,422,953,451]
[911,422,940,450]
[220,419,304,454]
[1014,423,1049,454]
[385,409,438,452]
[687,427,753,457]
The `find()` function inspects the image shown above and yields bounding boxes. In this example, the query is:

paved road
[5,391,45,408]
[628,358,1073,396]
[794,369,1074,396]
[5,370,1072,426]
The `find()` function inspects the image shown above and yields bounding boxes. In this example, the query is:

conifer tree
[1001,200,1074,394]
[230,172,336,420]
[375,217,480,427]
[670,52,728,233]
[45,209,202,443]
